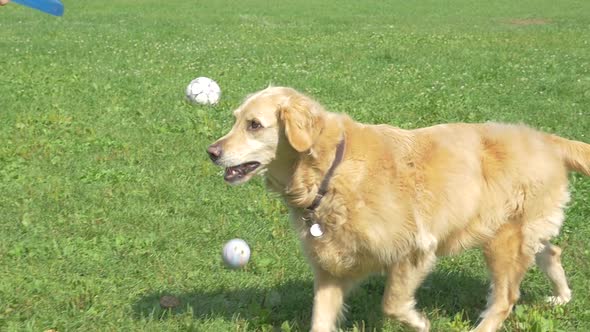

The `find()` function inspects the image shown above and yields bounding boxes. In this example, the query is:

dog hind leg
[535,241,571,305]
[472,222,535,332]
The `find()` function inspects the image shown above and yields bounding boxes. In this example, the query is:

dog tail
[548,134,590,176]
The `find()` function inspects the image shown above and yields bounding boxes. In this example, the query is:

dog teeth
[225,167,242,179]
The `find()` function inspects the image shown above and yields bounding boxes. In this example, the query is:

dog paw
[545,295,571,305]
[419,319,431,332]
[408,313,430,332]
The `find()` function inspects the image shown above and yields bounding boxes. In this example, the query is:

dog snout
[207,143,223,162]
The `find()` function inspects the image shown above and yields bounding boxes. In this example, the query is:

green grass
[1,0,589,331]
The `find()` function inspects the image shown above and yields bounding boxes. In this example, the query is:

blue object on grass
[12,0,64,16]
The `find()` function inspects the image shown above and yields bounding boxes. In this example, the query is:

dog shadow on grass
[133,269,491,331]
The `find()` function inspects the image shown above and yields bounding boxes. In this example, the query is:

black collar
[305,136,346,212]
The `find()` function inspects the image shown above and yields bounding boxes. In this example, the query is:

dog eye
[248,120,263,131]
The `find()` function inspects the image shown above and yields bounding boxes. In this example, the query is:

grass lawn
[1,0,589,331]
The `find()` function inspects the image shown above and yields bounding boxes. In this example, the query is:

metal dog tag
[309,223,324,237]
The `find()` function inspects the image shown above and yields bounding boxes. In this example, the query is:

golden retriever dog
[207,86,590,332]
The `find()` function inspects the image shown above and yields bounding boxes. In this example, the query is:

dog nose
[207,143,223,162]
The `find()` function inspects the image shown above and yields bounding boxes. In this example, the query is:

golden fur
[208,86,590,332]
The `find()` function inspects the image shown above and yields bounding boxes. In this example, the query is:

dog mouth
[224,162,261,184]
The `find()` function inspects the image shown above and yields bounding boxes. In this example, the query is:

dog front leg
[382,250,436,332]
[310,267,353,332]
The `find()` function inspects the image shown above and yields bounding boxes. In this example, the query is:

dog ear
[279,94,320,152]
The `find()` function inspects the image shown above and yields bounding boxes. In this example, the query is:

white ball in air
[185,76,221,105]
[222,238,251,269]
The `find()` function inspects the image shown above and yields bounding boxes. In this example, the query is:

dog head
[207,86,325,185]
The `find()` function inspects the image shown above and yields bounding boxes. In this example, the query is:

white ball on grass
[222,238,251,269]
[185,77,221,105]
